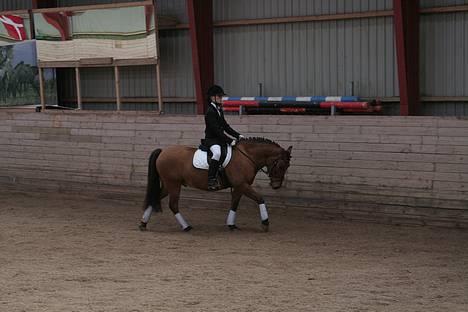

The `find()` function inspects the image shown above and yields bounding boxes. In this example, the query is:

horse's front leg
[227,188,243,230]
[238,184,269,232]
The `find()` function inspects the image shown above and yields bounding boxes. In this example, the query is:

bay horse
[139,137,292,232]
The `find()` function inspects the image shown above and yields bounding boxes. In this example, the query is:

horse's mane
[239,137,291,161]
[239,137,281,148]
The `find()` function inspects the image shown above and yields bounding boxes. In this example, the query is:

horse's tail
[143,148,163,212]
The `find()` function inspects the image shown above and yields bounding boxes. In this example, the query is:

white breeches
[210,145,221,161]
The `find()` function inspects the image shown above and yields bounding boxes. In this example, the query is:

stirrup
[208,178,220,191]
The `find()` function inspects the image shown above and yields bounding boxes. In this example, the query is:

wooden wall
[1,109,468,228]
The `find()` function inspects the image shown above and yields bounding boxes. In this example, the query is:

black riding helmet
[207,85,226,97]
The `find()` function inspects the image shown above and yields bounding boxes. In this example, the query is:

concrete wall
[1,109,468,228]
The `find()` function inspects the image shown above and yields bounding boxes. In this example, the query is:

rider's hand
[239,135,245,139]
[231,139,237,146]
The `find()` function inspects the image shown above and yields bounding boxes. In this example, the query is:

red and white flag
[0,15,27,41]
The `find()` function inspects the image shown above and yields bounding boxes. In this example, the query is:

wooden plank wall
[1,109,467,228]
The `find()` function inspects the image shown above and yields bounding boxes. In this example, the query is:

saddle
[192,141,233,170]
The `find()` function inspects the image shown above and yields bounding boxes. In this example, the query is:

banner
[34,4,157,62]
[0,13,31,45]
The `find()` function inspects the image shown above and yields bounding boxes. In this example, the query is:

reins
[234,146,269,175]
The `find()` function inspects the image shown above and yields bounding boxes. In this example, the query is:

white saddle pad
[193,145,233,170]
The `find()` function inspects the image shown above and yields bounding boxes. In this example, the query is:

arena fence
[1,109,467,228]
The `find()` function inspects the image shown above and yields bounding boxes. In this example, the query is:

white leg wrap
[175,213,189,229]
[142,206,153,223]
[226,210,236,225]
[259,203,268,221]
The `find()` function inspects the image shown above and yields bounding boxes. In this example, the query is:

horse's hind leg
[139,187,169,231]
[168,184,192,232]
[227,188,242,230]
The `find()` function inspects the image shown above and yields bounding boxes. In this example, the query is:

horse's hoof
[139,222,147,231]
[261,219,269,232]
[228,225,240,231]
[183,225,193,232]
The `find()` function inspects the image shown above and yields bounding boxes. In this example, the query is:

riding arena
[1,0,468,311]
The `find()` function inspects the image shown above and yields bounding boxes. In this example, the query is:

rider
[204,85,244,190]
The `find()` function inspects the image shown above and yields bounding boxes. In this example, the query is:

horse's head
[267,146,292,189]
[237,137,293,189]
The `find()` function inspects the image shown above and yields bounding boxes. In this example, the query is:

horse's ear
[287,146,293,154]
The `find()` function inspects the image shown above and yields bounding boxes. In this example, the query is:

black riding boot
[208,159,220,191]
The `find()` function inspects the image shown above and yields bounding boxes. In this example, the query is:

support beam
[160,5,468,30]
[394,0,420,116]
[187,0,214,114]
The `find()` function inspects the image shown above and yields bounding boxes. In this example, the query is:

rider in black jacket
[204,85,244,190]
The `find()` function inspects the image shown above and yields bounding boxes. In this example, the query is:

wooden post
[38,66,46,111]
[75,67,82,110]
[114,65,121,111]
[155,63,163,113]
[153,0,164,113]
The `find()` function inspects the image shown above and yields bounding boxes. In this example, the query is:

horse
[139,137,292,232]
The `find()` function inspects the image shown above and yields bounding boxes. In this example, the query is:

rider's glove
[231,139,237,146]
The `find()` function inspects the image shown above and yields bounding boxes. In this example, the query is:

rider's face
[212,95,223,105]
